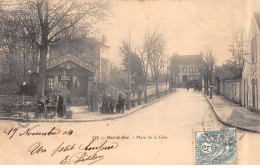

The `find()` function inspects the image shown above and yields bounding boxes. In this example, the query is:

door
[183,75,188,82]
[252,79,256,108]
[243,79,246,107]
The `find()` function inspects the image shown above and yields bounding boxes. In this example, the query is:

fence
[0,95,37,105]
[218,79,241,104]
[0,95,37,112]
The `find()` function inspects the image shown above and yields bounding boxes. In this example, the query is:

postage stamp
[194,129,237,165]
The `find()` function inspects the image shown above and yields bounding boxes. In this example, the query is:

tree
[0,7,38,93]
[228,28,247,69]
[201,51,215,94]
[222,59,242,79]
[143,30,166,98]
[169,52,180,89]
[0,0,110,97]
[120,40,145,102]
[107,65,130,94]
[138,45,149,103]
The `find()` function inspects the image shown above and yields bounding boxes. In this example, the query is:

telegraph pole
[128,27,131,92]
[126,26,131,110]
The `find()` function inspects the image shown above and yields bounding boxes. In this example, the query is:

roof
[46,54,97,73]
[173,54,203,66]
[214,66,234,79]
[253,13,260,30]
[49,37,109,55]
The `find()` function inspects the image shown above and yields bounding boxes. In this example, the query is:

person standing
[57,95,64,118]
[36,96,45,118]
[101,94,109,114]
[121,94,125,113]
[108,94,115,114]
[117,93,125,114]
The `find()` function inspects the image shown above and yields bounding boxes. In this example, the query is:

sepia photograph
[0,0,260,165]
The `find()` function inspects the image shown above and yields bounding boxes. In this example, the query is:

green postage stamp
[194,129,237,165]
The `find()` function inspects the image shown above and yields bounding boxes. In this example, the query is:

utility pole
[128,27,131,91]
[166,67,168,94]
[126,26,131,110]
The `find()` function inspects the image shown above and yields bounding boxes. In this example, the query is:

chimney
[102,35,106,45]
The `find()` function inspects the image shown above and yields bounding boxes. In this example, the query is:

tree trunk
[37,46,48,97]
[204,77,209,95]
[155,79,159,98]
[36,1,49,98]
[144,83,147,103]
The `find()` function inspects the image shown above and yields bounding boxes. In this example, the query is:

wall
[219,79,241,104]
[241,17,259,109]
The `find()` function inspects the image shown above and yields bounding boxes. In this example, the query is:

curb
[204,94,260,133]
[1,91,174,123]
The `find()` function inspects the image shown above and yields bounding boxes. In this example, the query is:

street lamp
[166,67,169,94]
[209,85,213,99]
[60,71,70,114]
[61,71,69,84]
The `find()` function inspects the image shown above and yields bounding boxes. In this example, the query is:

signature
[27,139,119,165]
[60,152,104,165]
[59,139,118,165]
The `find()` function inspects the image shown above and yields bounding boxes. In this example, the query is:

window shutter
[255,36,257,63]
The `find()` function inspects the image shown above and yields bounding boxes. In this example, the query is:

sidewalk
[0,92,173,123]
[205,94,260,132]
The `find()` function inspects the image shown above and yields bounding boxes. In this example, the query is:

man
[101,94,109,114]
[117,93,125,114]
[36,96,45,118]
[108,94,115,114]
[57,95,64,118]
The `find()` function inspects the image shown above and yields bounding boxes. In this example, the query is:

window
[195,67,199,72]
[251,38,256,64]
[47,78,54,90]
[189,76,193,80]
[189,67,193,73]
[183,67,187,73]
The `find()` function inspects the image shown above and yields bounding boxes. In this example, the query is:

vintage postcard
[0,0,260,165]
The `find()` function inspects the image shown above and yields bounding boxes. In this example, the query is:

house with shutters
[242,13,260,111]
[172,53,203,87]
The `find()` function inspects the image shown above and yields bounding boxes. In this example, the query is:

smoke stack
[102,35,106,45]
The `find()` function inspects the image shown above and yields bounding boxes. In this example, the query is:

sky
[102,0,260,65]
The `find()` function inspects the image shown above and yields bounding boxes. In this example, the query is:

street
[0,89,260,164]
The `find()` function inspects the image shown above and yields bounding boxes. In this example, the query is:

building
[242,13,260,111]
[172,53,203,87]
[39,37,109,109]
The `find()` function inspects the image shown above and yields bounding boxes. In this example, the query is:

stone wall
[219,79,241,104]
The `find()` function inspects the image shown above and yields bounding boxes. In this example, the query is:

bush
[0,82,20,95]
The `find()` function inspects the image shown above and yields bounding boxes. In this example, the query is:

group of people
[100,93,125,114]
[36,95,65,118]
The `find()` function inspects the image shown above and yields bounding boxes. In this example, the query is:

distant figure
[194,83,202,92]
[98,94,103,106]
[57,95,64,118]
[194,84,197,92]
[67,94,71,105]
[108,94,115,114]
[45,95,50,105]
[36,96,45,118]
[90,93,93,110]
[187,86,189,91]
[101,94,109,114]
[117,93,125,113]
